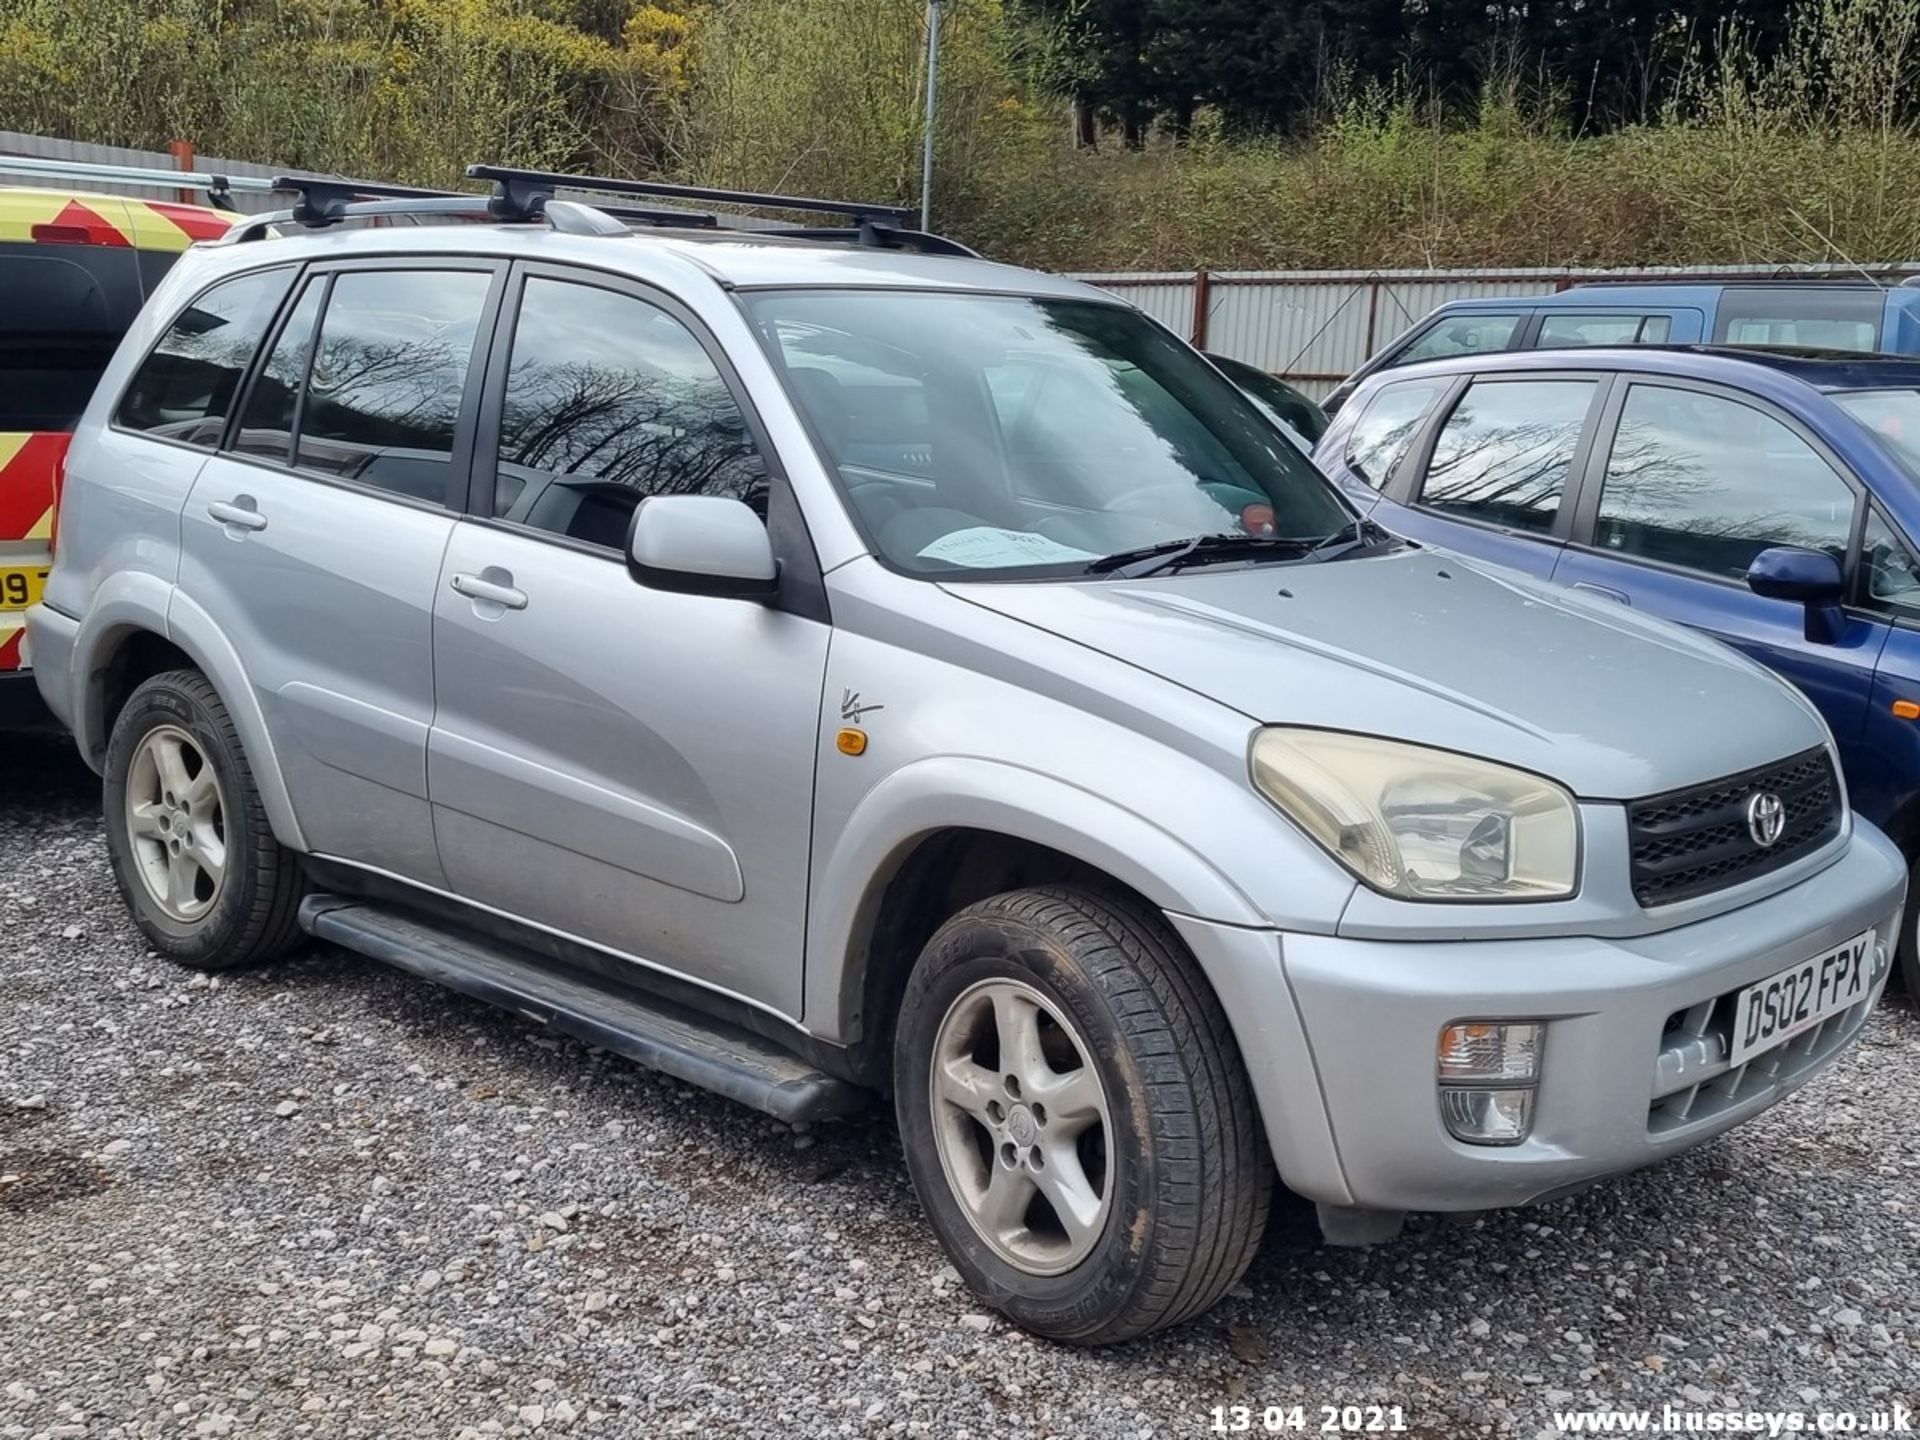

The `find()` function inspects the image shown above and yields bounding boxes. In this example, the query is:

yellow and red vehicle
[0,168,234,724]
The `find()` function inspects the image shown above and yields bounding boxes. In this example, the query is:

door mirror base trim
[626,554,781,602]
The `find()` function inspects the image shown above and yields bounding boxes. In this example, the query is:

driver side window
[494,276,768,550]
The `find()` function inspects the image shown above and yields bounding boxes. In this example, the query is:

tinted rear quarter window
[117,267,293,447]
[1418,378,1597,532]
[1714,287,1882,350]
[1345,378,1449,487]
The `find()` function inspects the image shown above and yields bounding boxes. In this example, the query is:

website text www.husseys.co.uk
[1554,1406,1914,1435]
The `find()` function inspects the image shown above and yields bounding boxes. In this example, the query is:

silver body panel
[180,452,452,886]
[427,521,828,1017]
[29,221,1907,1217]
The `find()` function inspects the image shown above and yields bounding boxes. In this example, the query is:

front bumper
[1172,820,1905,1215]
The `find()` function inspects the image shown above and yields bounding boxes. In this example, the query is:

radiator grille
[1626,749,1840,907]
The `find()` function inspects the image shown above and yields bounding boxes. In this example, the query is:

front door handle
[450,570,528,611]
[207,498,267,533]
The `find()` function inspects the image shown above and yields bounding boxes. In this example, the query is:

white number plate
[1728,930,1873,1067]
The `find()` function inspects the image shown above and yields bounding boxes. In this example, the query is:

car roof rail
[465,164,977,255]
[226,171,642,242]
[0,154,280,211]
[192,162,970,254]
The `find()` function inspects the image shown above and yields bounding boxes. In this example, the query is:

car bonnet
[942,547,1832,801]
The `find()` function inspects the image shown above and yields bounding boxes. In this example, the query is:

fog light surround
[1438,1021,1544,1145]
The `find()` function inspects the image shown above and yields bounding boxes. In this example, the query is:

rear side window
[493,276,767,548]
[1418,378,1597,533]
[1537,313,1672,347]
[116,267,293,447]
[1391,313,1525,367]
[1345,377,1448,487]
[1714,287,1882,350]
[294,269,492,504]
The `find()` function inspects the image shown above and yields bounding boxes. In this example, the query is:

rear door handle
[450,571,528,610]
[207,498,267,533]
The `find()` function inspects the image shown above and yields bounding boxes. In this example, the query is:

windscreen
[743,290,1353,578]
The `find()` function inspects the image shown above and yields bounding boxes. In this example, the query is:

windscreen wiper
[1301,516,1401,563]
[1084,532,1317,580]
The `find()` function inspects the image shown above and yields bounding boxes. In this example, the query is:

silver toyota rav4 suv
[25,169,1906,1345]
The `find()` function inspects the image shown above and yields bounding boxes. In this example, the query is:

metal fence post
[166,139,195,205]
[1191,269,1212,349]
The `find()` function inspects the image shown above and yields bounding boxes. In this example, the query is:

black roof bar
[223,163,974,255]
[272,174,468,226]
[467,164,917,228]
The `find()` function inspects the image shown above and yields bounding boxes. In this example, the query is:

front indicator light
[1439,1087,1533,1145]
[1438,1022,1543,1082]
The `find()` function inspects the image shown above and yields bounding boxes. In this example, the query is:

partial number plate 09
[0,565,48,612]
[1729,929,1874,1067]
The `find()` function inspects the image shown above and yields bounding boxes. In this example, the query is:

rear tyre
[893,886,1271,1344]
[103,669,305,970]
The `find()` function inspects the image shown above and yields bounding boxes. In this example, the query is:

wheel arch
[805,759,1268,1074]
[78,592,307,853]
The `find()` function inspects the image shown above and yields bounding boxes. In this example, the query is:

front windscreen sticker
[917,527,1100,569]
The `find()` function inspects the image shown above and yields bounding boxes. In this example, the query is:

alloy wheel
[125,725,228,923]
[928,977,1113,1276]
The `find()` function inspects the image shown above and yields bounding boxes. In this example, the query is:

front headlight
[1250,728,1579,901]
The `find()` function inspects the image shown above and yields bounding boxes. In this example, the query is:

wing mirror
[1746,545,1846,643]
[626,495,778,601]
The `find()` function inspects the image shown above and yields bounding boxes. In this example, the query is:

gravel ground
[2,734,1917,1440]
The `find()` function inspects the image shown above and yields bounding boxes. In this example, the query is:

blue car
[1315,344,1920,994]
[1322,281,1920,415]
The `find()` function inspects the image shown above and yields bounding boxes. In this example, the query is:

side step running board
[298,896,869,1123]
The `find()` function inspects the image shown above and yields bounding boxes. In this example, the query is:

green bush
[3,0,1919,271]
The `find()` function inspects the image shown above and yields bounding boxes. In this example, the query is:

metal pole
[920,0,942,232]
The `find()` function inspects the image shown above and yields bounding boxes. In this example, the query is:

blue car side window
[1595,385,1855,580]
[1419,378,1596,533]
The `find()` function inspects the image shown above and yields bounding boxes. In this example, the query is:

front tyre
[103,669,305,970]
[893,886,1270,1344]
